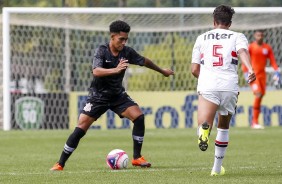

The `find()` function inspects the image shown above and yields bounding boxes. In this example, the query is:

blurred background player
[191,5,256,176]
[50,20,174,171]
[242,30,281,129]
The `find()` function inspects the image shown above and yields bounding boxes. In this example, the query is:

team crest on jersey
[83,103,93,112]
[262,48,268,55]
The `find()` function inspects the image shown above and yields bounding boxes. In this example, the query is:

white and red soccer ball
[106,149,128,169]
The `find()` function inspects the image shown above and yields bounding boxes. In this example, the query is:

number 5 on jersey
[213,45,223,66]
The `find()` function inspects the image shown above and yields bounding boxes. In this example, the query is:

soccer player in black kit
[50,20,174,170]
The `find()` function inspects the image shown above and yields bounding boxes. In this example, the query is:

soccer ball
[106,149,129,170]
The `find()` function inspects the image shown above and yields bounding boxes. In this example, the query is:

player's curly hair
[213,5,235,26]
[109,20,131,33]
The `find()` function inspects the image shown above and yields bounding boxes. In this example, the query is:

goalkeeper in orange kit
[242,30,281,129]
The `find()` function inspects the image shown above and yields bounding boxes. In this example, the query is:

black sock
[132,114,145,159]
[58,127,86,167]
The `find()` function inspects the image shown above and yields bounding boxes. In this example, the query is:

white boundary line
[0,165,280,176]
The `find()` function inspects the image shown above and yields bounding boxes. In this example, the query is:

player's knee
[77,114,96,131]
[133,114,144,124]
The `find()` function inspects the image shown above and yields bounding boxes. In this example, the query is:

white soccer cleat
[251,123,265,129]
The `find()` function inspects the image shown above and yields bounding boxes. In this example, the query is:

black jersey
[90,43,145,98]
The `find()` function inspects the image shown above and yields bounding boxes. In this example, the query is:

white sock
[212,128,229,173]
[197,125,200,136]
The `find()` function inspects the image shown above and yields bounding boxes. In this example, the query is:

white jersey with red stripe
[192,28,248,92]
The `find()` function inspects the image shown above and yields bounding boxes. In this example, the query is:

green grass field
[0,127,281,184]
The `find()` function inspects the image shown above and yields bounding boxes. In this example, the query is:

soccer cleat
[50,162,64,171]
[132,156,151,168]
[211,166,225,176]
[198,122,210,151]
[251,123,265,129]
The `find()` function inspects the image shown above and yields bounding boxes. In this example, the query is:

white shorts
[199,91,238,115]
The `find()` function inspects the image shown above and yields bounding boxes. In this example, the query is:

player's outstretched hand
[162,69,174,77]
[247,72,256,84]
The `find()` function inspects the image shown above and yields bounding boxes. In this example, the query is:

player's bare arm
[93,59,129,77]
[144,57,174,77]
[238,48,256,83]
[191,63,200,78]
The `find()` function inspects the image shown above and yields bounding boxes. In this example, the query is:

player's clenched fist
[162,68,174,77]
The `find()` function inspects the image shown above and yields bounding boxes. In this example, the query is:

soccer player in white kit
[191,5,256,176]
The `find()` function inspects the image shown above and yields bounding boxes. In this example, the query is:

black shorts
[81,92,138,119]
